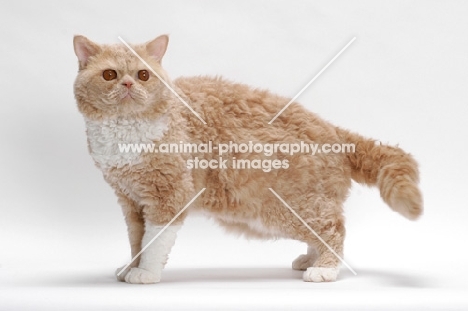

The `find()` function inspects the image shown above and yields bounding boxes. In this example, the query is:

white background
[1,1,467,310]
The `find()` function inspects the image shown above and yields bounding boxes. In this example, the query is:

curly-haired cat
[73,35,423,284]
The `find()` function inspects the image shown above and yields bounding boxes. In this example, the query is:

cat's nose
[121,81,133,88]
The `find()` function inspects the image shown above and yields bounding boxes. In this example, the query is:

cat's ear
[73,35,101,69]
[146,35,169,63]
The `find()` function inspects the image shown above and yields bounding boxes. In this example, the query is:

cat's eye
[138,70,149,81]
[103,69,117,81]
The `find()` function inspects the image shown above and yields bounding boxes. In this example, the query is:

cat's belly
[210,212,283,239]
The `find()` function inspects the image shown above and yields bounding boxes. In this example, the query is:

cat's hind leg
[292,246,318,271]
[302,222,345,282]
[287,198,345,282]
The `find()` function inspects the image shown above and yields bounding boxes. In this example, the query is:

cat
[73,34,423,284]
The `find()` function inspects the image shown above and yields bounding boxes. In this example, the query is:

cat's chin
[115,106,163,120]
[83,103,151,120]
[121,93,133,100]
[119,104,150,115]
[108,98,148,115]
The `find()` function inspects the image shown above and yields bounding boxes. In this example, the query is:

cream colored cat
[73,35,423,284]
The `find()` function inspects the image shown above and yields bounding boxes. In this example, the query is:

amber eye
[138,70,149,81]
[102,69,117,81]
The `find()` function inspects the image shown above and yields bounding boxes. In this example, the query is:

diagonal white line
[268,37,356,124]
[268,188,357,275]
[118,36,207,125]
[117,188,206,277]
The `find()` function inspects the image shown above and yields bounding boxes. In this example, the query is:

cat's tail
[336,128,423,220]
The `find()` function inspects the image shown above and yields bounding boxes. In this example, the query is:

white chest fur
[85,116,168,169]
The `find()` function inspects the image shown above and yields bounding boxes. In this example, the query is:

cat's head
[73,35,170,120]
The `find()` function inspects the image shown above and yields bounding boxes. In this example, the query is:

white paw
[124,267,160,284]
[115,265,132,282]
[303,267,339,282]
[292,254,317,271]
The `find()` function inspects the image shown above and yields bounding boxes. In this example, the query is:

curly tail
[336,128,423,220]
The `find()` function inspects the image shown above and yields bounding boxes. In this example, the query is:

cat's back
[175,76,284,124]
[174,76,339,144]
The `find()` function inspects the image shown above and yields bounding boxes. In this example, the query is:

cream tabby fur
[73,35,423,284]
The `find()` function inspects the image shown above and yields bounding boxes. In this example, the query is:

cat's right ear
[73,35,101,69]
[146,35,169,63]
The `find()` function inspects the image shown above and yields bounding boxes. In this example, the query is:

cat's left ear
[73,35,101,69]
[146,35,169,63]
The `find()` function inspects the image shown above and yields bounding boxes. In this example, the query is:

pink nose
[122,81,133,88]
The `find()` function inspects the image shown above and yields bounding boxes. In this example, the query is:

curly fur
[73,35,423,283]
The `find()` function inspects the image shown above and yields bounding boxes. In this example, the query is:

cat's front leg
[115,192,145,282]
[122,157,193,284]
[124,220,181,284]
